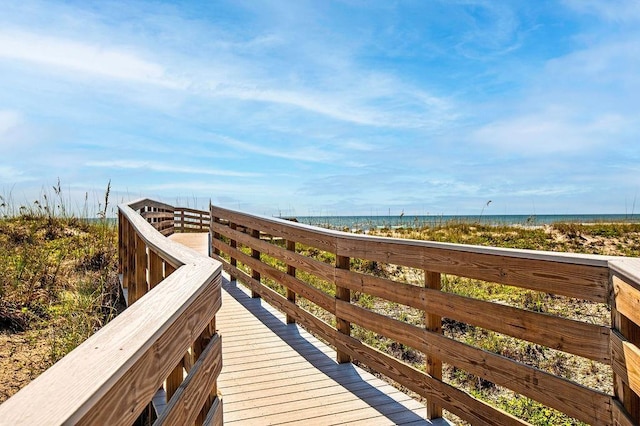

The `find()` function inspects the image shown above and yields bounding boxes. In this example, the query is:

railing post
[425,271,443,419]
[286,240,296,324]
[118,211,124,275]
[229,223,237,282]
[251,229,261,298]
[180,209,185,233]
[133,234,148,304]
[611,271,640,423]
[212,216,220,256]
[148,250,164,290]
[126,220,136,301]
[336,255,351,364]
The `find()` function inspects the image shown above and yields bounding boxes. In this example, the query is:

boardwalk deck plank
[169,233,450,425]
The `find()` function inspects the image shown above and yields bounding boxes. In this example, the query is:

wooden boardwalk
[169,233,449,425]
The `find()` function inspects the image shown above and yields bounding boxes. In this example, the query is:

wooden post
[126,221,137,303]
[212,216,220,256]
[133,234,148,304]
[165,359,184,404]
[612,273,640,423]
[251,229,261,298]
[148,250,164,290]
[194,318,217,425]
[180,209,185,233]
[117,211,124,275]
[286,240,297,324]
[121,216,129,289]
[336,255,351,364]
[165,262,176,278]
[229,223,237,282]
[425,271,443,419]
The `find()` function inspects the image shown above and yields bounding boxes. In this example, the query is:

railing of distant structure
[0,199,222,425]
[210,204,640,426]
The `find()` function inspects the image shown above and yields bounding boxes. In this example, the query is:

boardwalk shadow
[222,277,449,425]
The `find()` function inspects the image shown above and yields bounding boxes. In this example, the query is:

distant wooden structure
[0,198,639,426]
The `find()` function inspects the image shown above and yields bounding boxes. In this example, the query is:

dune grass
[0,182,122,402]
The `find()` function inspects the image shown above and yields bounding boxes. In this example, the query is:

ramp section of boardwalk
[169,233,445,425]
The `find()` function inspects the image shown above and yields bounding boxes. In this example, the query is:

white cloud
[471,108,631,154]
[85,160,260,178]
[0,30,183,88]
[0,165,34,183]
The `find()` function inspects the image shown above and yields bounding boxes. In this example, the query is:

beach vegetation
[0,182,122,402]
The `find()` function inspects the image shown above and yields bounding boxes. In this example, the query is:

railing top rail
[211,205,616,268]
[122,202,216,268]
[0,199,222,424]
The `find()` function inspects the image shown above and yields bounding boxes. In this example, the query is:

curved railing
[211,204,640,426]
[0,199,222,425]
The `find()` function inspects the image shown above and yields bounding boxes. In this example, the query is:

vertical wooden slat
[212,216,221,256]
[165,262,176,278]
[166,359,184,404]
[425,270,443,419]
[148,250,164,290]
[229,223,237,281]
[286,240,297,324]
[118,211,124,275]
[121,215,129,289]
[126,221,137,302]
[194,318,218,425]
[336,255,351,364]
[133,234,148,303]
[251,229,261,299]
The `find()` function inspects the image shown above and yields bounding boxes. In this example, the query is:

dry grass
[0,182,122,403]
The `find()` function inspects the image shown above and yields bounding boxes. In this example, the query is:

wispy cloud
[0,30,183,88]
[1,1,638,215]
[85,160,260,178]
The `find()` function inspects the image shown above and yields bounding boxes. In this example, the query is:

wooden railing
[175,207,211,233]
[210,204,640,426]
[131,200,211,236]
[0,199,223,425]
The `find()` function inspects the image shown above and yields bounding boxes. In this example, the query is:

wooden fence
[210,204,640,426]
[0,199,222,425]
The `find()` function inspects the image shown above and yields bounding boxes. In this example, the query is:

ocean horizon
[291,213,640,231]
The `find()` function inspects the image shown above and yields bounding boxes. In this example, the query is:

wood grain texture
[333,267,610,362]
[203,396,223,426]
[336,300,612,425]
[424,271,442,420]
[612,398,637,426]
[611,331,640,398]
[336,255,351,364]
[613,274,640,328]
[0,266,221,425]
[337,237,610,302]
[212,204,611,301]
[156,335,222,425]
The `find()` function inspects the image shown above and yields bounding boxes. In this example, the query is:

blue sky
[1,0,639,217]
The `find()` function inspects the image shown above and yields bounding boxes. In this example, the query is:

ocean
[292,214,640,231]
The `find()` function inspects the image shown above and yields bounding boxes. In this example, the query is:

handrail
[210,204,640,425]
[0,199,223,425]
